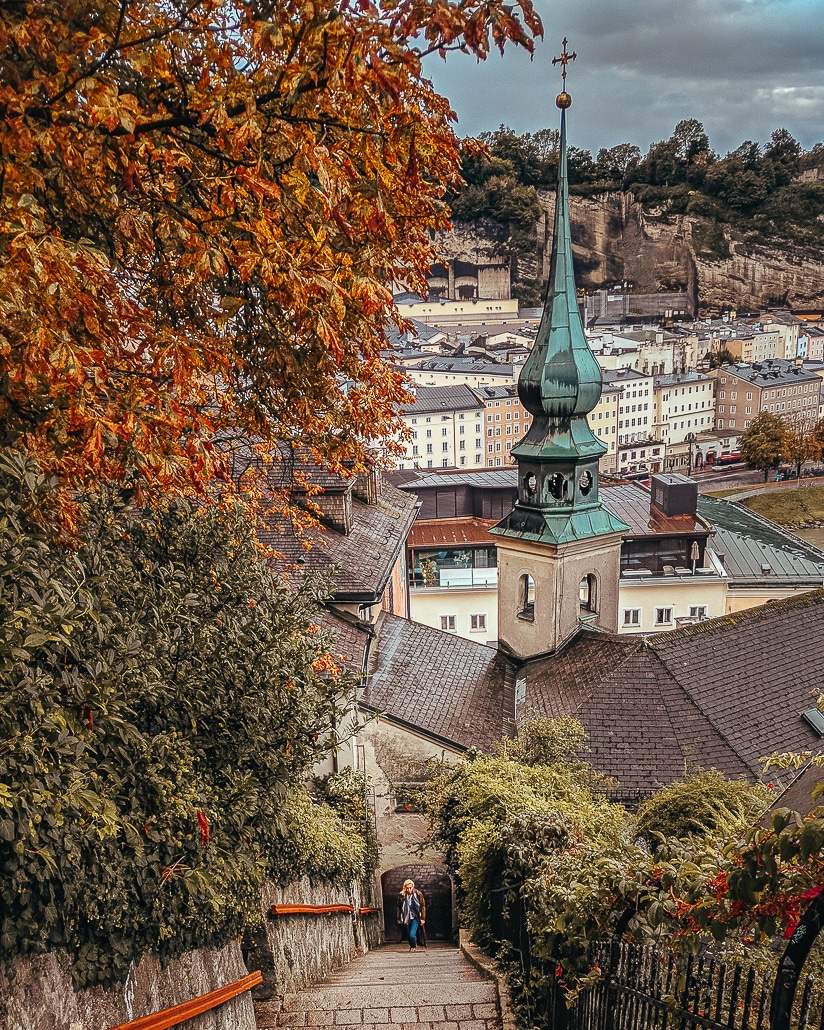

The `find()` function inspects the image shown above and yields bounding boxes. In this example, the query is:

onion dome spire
[514,40,604,455]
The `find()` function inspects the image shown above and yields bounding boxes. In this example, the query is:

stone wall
[243,877,383,1001]
[0,876,383,1029]
[0,941,254,1030]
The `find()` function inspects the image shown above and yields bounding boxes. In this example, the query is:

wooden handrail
[270,903,381,916]
[106,969,263,1030]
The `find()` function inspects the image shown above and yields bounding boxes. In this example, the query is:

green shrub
[635,770,771,848]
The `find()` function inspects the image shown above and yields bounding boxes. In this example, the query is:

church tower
[491,44,629,660]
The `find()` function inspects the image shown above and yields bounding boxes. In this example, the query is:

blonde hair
[402,879,415,889]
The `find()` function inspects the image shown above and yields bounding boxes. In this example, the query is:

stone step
[281,982,497,1012]
[256,944,501,1030]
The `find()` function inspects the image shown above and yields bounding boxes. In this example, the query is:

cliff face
[447,191,824,314]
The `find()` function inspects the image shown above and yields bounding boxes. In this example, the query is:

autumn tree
[783,414,818,480]
[739,411,786,481]
[0,0,541,521]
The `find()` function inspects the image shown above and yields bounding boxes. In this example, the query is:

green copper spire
[491,43,628,546]
[514,54,604,461]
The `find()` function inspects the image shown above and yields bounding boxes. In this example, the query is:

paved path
[255,944,502,1030]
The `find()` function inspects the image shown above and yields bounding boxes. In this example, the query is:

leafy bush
[423,721,631,949]
[0,450,365,986]
[634,770,771,848]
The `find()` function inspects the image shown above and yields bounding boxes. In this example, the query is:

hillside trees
[0,0,541,519]
[0,450,366,986]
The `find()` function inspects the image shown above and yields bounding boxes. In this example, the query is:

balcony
[410,566,498,591]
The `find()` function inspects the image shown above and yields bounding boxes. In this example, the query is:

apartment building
[709,360,821,431]
[654,371,716,447]
[396,385,486,470]
[475,385,532,468]
[588,380,621,471]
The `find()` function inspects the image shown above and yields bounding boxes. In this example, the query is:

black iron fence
[489,884,824,1030]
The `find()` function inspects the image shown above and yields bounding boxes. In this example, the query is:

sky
[425,0,824,158]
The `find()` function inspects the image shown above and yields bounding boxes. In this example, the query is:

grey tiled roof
[401,384,485,414]
[360,614,515,751]
[697,496,824,586]
[654,371,712,388]
[523,591,824,794]
[407,357,513,375]
[260,481,418,602]
[719,360,819,386]
[389,468,518,491]
[317,608,373,674]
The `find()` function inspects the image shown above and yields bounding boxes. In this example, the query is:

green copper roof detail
[490,503,628,546]
[517,108,604,438]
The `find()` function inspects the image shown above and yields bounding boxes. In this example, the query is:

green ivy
[0,449,366,987]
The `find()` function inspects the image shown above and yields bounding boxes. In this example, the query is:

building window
[442,442,448,451]
[439,615,457,632]
[426,444,433,454]
[579,574,597,613]
[518,573,535,622]
[412,445,419,456]
[622,608,641,627]
[426,429,432,438]
[655,607,673,626]
[442,458,449,467]
[459,440,465,450]
[689,605,707,621]
[469,613,487,632]
[442,427,448,436]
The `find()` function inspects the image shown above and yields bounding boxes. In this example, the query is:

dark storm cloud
[425,0,824,156]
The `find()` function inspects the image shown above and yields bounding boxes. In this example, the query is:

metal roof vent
[801,708,824,736]
[761,563,772,574]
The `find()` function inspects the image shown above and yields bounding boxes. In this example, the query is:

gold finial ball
[556,91,572,109]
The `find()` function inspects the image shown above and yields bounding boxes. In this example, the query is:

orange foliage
[0,0,540,523]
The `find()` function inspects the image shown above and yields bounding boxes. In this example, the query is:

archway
[381,864,453,943]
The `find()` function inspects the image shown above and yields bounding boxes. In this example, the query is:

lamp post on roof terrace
[686,432,696,477]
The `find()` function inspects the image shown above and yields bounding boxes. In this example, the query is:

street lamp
[686,432,696,477]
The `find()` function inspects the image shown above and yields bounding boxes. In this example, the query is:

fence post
[769,892,824,1030]
[600,907,635,1030]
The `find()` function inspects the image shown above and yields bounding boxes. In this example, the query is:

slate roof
[360,613,515,751]
[720,360,819,386]
[389,468,518,491]
[317,608,373,673]
[697,496,824,587]
[523,591,824,795]
[407,357,514,376]
[259,480,418,602]
[401,385,485,415]
[602,483,709,536]
[654,371,712,388]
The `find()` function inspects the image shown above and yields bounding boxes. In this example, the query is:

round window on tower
[548,473,566,500]
[579,470,593,495]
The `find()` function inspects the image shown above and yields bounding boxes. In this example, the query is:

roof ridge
[648,588,824,646]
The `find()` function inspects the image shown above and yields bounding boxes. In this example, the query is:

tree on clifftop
[739,411,786,481]
[0,0,541,523]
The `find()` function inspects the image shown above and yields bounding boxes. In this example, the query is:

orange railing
[106,969,263,1030]
[270,903,380,916]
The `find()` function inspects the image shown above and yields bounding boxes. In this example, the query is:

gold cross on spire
[552,37,576,109]
[551,37,577,86]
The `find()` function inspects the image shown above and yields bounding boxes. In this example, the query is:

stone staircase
[255,943,502,1030]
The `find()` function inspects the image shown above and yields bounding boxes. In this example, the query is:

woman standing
[396,878,426,950]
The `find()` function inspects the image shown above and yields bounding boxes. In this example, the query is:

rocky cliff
[443,191,824,314]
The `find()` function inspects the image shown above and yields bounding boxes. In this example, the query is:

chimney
[354,467,382,505]
[650,473,698,517]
